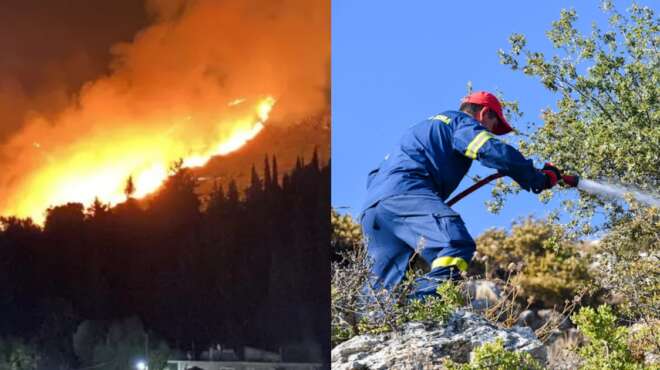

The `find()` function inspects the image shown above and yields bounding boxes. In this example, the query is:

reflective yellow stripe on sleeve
[465,131,492,159]
[430,114,451,124]
[431,256,469,272]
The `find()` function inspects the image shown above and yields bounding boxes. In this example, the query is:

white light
[136,361,147,370]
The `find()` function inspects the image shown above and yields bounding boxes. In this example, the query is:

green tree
[497,2,658,228]
[497,2,659,323]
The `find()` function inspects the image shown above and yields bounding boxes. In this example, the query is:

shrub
[444,338,544,370]
[331,209,369,345]
[593,204,659,322]
[473,218,595,308]
[331,209,363,262]
[571,304,644,370]
[0,337,40,370]
[404,280,465,324]
[331,212,466,345]
[628,320,660,364]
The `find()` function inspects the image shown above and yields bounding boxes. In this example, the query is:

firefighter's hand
[541,162,561,189]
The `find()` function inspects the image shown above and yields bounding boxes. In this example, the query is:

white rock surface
[465,280,502,310]
[516,309,543,330]
[331,310,547,370]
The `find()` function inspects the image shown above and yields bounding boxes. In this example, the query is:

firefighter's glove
[541,162,561,190]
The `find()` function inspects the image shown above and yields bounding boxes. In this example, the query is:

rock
[331,310,547,369]
[465,280,502,310]
[536,308,554,322]
[547,328,583,370]
[537,309,572,331]
[516,309,543,330]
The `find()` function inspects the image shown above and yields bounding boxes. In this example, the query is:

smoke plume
[0,0,330,220]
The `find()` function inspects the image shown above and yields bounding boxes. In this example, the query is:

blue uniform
[360,110,547,299]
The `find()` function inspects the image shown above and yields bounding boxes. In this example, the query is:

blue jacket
[362,110,547,212]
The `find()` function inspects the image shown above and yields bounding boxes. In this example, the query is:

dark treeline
[0,151,330,367]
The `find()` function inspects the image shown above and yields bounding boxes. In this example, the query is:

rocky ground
[331,280,587,369]
[332,277,659,369]
[331,310,547,370]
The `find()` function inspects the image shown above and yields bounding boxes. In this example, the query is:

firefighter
[360,91,561,299]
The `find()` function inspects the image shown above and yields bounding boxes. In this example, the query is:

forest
[0,151,330,369]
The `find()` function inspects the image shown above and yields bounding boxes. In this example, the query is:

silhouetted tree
[0,152,330,366]
[245,165,263,204]
[264,155,272,191]
[271,155,279,190]
[44,203,84,236]
[124,176,135,199]
[227,179,240,206]
[311,147,319,172]
[207,181,226,217]
[86,197,109,220]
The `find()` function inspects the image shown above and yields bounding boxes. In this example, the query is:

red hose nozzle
[562,175,580,187]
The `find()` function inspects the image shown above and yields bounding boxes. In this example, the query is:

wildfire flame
[3,97,275,224]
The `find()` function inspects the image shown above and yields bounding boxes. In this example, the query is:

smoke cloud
[0,0,148,142]
[0,0,330,219]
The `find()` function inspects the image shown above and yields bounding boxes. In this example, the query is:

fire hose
[445,171,580,206]
[446,173,504,206]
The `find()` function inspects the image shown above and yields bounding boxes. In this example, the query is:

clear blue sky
[331,1,633,236]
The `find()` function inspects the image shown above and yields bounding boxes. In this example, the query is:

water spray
[561,175,660,207]
[446,171,660,207]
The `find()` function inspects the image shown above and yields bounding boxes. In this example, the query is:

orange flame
[3,97,275,224]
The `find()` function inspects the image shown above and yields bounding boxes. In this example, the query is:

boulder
[546,328,583,370]
[537,309,572,331]
[331,310,547,369]
[516,309,544,330]
[464,280,502,310]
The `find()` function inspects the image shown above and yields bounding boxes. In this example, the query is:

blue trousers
[360,194,476,300]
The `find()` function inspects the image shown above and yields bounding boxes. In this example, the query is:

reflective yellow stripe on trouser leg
[431,256,469,272]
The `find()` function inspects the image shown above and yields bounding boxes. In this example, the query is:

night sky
[0,0,148,142]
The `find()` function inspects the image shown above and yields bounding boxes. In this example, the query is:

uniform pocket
[432,214,473,246]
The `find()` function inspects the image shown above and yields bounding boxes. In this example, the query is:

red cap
[461,91,513,135]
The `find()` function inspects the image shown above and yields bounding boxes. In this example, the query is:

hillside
[192,112,330,196]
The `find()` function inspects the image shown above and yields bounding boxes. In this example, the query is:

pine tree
[250,165,260,189]
[264,154,272,190]
[124,176,135,199]
[208,181,226,215]
[215,182,226,204]
[271,155,279,189]
[227,179,239,205]
[311,147,320,172]
[87,197,109,219]
[247,164,263,203]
